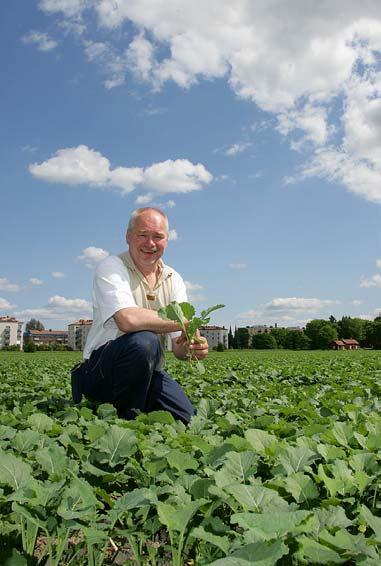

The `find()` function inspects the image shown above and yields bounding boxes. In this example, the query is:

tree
[25,319,45,333]
[23,341,36,353]
[305,319,337,349]
[228,327,234,349]
[368,321,381,349]
[252,333,277,349]
[284,330,311,350]
[236,327,250,349]
[216,342,226,352]
[337,316,366,342]
[270,328,288,348]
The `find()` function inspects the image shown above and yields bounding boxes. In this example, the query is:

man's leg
[146,370,196,425]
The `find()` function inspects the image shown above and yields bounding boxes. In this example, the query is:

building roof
[342,338,360,345]
[68,319,93,326]
[0,316,22,323]
[200,325,226,330]
[29,329,68,335]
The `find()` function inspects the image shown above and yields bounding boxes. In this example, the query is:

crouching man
[71,207,208,424]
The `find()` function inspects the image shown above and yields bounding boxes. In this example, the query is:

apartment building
[0,316,23,349]
[26,329,68,347]
[68,319,92,351]
[200,325,228,349]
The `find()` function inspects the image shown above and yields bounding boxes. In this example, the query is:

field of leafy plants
[0,349,380,565]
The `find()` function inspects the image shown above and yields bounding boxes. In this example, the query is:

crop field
[0,349,380,565]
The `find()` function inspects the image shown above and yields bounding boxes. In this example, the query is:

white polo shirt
[83,254,187,359]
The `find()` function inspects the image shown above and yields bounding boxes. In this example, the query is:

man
[72,207,208,424]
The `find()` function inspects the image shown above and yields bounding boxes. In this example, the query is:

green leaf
[35,445,69,479]
[157,498,208,533]
[191,526,230,555]
[166,449,199,473]
[158,302,187,327]
[225,484,289,513]
[13,430,42,454]
[277,472,319,503]
[94,425,137,466]
[0,451,32,491]
[0,548,28,566]
[296,536,345,564]
[331,421,355,447]
[221,451,258,484]
[359,505,381,543]
[231,510,313,540]
[275,445,318,475]
[207,539,288,565]
[179,302,195,320]
[245,429,277,455]
[200,304,225,320]
[26,413,53,432]
[57,477,100,520]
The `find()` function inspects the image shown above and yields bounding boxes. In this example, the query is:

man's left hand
[189,331,208,360]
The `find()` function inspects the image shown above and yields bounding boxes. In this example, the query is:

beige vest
[117,251,174,366]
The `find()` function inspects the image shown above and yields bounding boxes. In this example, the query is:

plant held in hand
[158,301,225,373]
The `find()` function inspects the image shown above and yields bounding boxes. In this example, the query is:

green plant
[158,301,224,372]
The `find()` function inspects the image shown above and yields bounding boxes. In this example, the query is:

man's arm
[114,306,183,334]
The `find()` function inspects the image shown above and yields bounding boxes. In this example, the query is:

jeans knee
[128,331,161,362]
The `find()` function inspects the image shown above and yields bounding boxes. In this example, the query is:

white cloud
[135,193,153,205]
[351,299,363,306]
[77,246,109,268]
[184,280,205,302]
[38,1,381,205]
[22,30,58,51]
[52,271,65,278]
[0,297,16,310]
[0,278,21,293]
[166,199,176,208]
[229,263,248,269]
[360,273,381,288]
[376,259,381,269]
[266,297,337,312]
[30,145,213,197]
[168,229,178,241]
[225,142,251,157]
[15,294,92,322]
[29,278,44,286]
[39,0,89,19]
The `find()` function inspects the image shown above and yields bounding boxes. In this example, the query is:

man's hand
[173,329,208,361]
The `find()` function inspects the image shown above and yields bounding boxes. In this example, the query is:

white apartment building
[200,325,228,349]
[0,316,23,349]
[68,319,92,351]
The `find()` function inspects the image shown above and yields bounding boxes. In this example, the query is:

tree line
[228,315,381,350]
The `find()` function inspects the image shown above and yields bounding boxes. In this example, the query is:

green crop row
[0,350,380,565]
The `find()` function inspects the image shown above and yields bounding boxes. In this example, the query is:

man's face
[126,211,169,270]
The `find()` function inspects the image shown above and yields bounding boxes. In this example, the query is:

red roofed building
[331,338,360,350]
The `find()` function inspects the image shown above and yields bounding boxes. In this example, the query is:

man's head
[126,207,169,272]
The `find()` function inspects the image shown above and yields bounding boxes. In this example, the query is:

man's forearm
[114,307,182,334]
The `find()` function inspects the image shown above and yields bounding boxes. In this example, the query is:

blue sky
[1,0,381,330]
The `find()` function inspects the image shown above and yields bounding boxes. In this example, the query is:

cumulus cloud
[0,278,21,293]
[184,280,206,302]
[52,271,65,278]
[168,229,178,241]
[225,142,251,157]
[0,297,16,310]
[77,246,110,268]
[29,278,44,285]
[29,145,212,197]
[360,273,381,287]
[376,259,381,269]
[266,297,337,312]
[22,30,58,51]
[38,1,381,205]
[15,294,92,321]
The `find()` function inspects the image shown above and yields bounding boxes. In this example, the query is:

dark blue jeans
[80,331,195,424]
